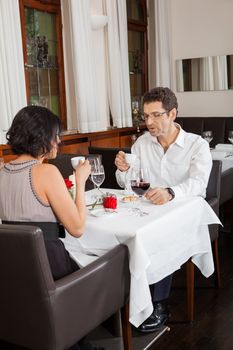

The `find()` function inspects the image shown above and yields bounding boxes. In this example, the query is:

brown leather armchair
[186,159,222,321]
[0,224,131,350]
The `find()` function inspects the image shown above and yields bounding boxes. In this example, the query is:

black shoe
[137,300,169,333]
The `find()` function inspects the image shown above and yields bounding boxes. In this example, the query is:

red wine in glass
[131,180,150,196]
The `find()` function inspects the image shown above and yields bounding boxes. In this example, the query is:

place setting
[116,159,151,217]
[85,155,151,218]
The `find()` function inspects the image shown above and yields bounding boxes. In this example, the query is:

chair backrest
[88,146,131,189]
[0,224,130,350]
[206,160,222,202]
[176,116,233,147]
[0,224,56,350]
[49,153,101,191]
[206,160,222,242]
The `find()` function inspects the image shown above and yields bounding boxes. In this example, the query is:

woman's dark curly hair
[6,106,61,157]
[142,87,178,112]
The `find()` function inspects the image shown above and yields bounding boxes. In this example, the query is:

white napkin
[215,143,233,151]
[69,173,76,198]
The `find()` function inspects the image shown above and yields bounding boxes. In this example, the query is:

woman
[0,106,105,349]
[0,105,91,279]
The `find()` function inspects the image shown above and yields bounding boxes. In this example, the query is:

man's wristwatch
[166,187,175,201]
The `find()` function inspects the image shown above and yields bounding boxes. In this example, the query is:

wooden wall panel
[1,154,17,162]
[0,126,145,161]
[90,136,119,148]
[120,135,134,148]
[59,142,89,155]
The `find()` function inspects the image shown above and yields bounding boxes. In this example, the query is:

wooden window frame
[18,0,67,128]
[127,0,148,95]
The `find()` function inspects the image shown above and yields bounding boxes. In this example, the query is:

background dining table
[211,144,233,172]
[64,189,221,327]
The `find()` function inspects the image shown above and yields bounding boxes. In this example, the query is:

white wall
[170,0,233,117]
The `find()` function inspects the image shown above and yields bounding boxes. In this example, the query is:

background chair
[88,146,131,189]
[0,224,131,350]
[49,153,101,191]
[186,159,222,322]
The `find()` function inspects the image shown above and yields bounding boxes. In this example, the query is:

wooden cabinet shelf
[0,125,146,161]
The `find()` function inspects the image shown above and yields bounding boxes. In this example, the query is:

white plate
[89,208,117,217]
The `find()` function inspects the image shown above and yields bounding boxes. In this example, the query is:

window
[19,0,66,128]
[127,0,148,117]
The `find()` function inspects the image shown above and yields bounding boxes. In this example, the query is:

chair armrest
[220,168,233,205]
[53,244,130,344]
[207,197,219,216]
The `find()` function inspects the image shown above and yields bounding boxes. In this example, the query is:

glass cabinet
[19,0,66,128]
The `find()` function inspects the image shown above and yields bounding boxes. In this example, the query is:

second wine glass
[228,130,233,144]
[130,167,150,197]
[202,130,213,144]
[91,161,105,192]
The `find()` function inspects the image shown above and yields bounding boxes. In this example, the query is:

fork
[131,207,149,217]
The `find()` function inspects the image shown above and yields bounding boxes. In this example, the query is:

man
[115,87,212,332]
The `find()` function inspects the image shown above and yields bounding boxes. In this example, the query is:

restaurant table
[64,189,221,328]
[211,148,233,172]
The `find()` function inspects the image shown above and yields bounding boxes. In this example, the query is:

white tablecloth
[64,189,221,327]
[211,149,233,172]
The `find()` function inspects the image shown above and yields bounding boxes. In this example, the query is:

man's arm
[170,141,212,199]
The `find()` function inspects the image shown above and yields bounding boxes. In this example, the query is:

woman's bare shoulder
[34,162,62,179]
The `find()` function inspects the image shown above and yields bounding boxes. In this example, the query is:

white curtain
[61,0,108,132]
[104,0,132,128]
[213,55,228,90]
[0,0,27,143]
[61,0,132,132]
[200,57,215,91]
[148,0,172,88]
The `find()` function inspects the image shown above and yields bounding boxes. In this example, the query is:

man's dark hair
[7,106,61,157]
[142,87,178,112]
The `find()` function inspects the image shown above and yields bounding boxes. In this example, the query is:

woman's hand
[75,159,91,185]
[115,151,130,172]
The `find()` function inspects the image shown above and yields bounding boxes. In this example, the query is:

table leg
[121,303,132,350]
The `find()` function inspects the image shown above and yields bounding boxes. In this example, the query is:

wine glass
[129,167,150,216]
[130,167,150,198]
[228,131,233,144]
[91,161,105,193]
[202,131,213,144]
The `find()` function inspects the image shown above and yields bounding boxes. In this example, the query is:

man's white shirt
[116,125,212,199]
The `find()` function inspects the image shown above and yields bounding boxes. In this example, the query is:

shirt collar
[174,123,185,148]
[150,123,185,148]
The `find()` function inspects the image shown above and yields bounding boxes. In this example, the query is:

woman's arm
[33,161,91,237]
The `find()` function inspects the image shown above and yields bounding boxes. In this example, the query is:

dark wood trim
[127,0,148,96]
[22,0,59,12]
[18,0,67,127]
[55,4,67,129]
[19,0,29,104]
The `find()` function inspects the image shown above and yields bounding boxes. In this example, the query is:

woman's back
[0,159,57,223]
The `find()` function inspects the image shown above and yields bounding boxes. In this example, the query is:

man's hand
[145,187,172,205]
[115,151,130,172]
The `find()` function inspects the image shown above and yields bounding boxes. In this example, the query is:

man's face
[143,101,175,138]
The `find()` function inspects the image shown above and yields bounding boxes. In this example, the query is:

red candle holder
[103,194,117,210]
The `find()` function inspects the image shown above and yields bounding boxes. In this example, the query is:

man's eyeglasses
[142,110,169,122]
